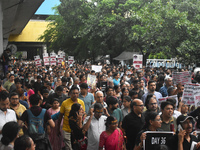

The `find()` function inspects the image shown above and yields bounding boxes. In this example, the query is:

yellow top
[60,98,85,133]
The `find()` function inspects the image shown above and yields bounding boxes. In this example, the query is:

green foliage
[39,0,200,64]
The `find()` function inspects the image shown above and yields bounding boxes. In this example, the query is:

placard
[133,54,143,69]
[68,56,74,65]
[91,65,102,73]
[34,55,41,66]
[143,131,174,150]
[172,71,191,85]
[57,54,63,66]
[182,84,200,106]
[87,74,96,89]
[158,95,178,106]
[43,53,49,66]
[50,53,56,66]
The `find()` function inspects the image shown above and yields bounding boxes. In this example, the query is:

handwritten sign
[158,95,178,106]
[87,74,96,89]
[172,71,191,85]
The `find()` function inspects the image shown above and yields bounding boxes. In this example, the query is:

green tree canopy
[39,0,200,64]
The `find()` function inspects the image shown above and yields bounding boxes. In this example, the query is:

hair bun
[1,136,11,146]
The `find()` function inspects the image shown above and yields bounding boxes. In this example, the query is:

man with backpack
[19,94,55,150]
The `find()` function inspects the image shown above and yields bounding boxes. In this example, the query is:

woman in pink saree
[99,116,125,150]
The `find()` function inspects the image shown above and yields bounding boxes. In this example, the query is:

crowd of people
[0,60,200,150]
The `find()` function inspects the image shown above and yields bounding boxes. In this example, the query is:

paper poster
[57,54,63,66]
[87,74,96,89]
[133,54,143,69]
[91,65,102,73]
[34,55,41,66]
[158,95,178,106]
[172,71,191,85]
[43,53,49,66]
[68,56,74,65]
[182,84,200,106]
[50,53,56,66]
[143,131,174,150]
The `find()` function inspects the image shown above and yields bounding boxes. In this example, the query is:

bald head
[131,99,144,116]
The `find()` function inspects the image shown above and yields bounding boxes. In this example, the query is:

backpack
[27,109,46,135]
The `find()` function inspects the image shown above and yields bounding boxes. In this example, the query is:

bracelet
[139,142,143,148]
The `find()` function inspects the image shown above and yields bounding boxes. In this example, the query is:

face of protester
[133,100,144,115]
[107,88,114,96]
[28,137,36,150]
[123,89,129,96]
[94,108,103,120]
[10,95,19,106]
[148,82,156,93]
[123,99,131,108]
[111,103,118,111]
[150,115,162,129]
[109,119,118,131]
[96,92,104,103]
[139,80,145,88]
[181,119,193,133]
[0,98,10,112]
[56,90,63,97]
[166,78,173,87]
[43,93,49,99]
[162,104,174,119]
[10,75,15,82]
[80,88,88,95]
[148,98,158,111]
[181,104,188,114]
[178,86,184,94]
[52,101,60,109]
[71,89,79,101]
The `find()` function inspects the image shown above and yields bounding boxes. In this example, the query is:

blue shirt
[159,85,169,97]
[141,91,162,104]
[79,92,94,114]
[113,78,120,86]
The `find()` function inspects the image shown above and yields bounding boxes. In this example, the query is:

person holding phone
[168,115,200,150]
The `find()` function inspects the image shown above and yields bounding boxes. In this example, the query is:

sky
[35,0,61,15]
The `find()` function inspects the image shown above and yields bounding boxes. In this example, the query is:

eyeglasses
[135,105,144,107]
[150,103,157,106]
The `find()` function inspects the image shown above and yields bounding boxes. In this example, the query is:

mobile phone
[178,124,183,131]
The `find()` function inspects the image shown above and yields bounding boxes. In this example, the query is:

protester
[0,121,20,150]
[122,99,145,150]
[134,112,162,150]
[99,116,124,150]
[14,135,36,150]
[121,96,132,118]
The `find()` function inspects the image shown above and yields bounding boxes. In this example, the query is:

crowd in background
[0,60,200,150]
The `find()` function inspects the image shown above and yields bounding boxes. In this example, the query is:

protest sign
[57,54,63,66]
[43,53,49,66]
[182,84,200,106]
[91,65,102,73]
[172,71,191,85]
[34,55,41,66]
[87,74,96,89]
[158,95,178,106]
[68,56,74,65]
[133,54,143,69]
[143,131,173,150]
[50,53,56,66]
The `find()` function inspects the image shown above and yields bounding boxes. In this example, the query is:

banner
[172,71,191,85]
[43,53,49,66]
[34,55,41,66]
[158,95,178,106]
[143,131,174,150]
[87,74,96,89]
[182,84,200,106]
[50,53,56,66]
[91,65,102,73]
[68,56,74,65]
[133,54,143,69]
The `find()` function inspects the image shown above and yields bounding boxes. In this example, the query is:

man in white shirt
[83,103,107,150]
[0,91,17,139]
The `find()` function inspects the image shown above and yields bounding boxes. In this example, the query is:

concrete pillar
[0,1,3,55]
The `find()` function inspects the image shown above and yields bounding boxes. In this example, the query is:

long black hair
[68,103,81,119]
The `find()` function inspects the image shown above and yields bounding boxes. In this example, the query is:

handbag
[77,136,87,150]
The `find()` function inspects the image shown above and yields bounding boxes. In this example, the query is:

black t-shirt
[122,112,145,150]
[168,134,199,150]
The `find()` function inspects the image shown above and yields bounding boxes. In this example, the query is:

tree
[39,0,200,64]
